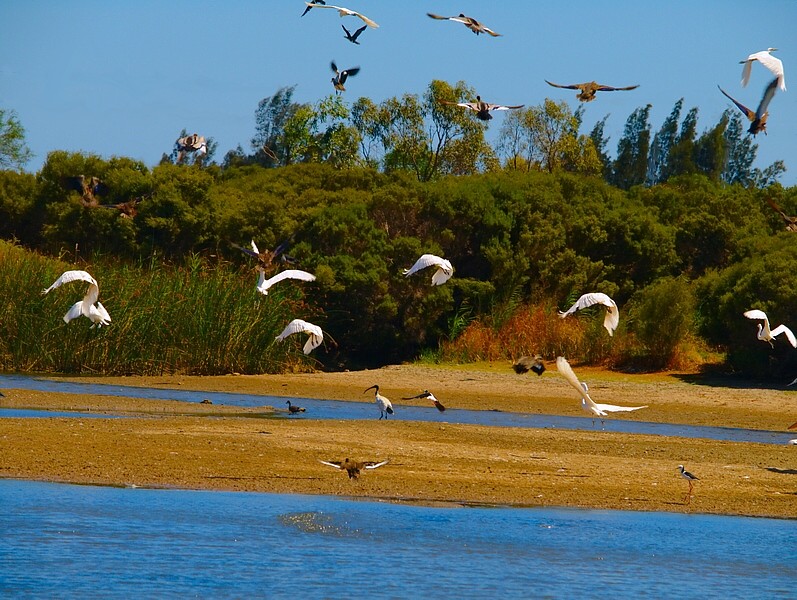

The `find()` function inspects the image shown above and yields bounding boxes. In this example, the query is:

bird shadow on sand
[765,467,797,475]
[672,365,794,391]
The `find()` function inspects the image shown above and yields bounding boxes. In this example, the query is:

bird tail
[386,406,394,414]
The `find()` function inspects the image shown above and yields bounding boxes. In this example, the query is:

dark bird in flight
[718,77,779,136]
[301,0,324,17]
[427,13,501,36]
[402,390,446,412]
[545,80,639,102]
[319,458,389,479]
[512,355,546,376]
[330,61,360,93]
[342,23,367,44]
[440,95,523,121]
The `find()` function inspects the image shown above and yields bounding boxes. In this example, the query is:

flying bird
[677,464,699,504]
[286,400,306,414]
[42,270,111,328]
[402,390,446,412]
[304,3,379,28]
[232,238,296,273]
[330,61,360,93]
[718,78,779,136]
[403,254,453,286]
[364,384,394,419]
[63,175,108,207]
[558,292,619,336]
[556,357,647,428]
[275,319,324,354]
[740,48,786,92]
[512,355,546,376]
[743,309,797,348]
[342,23,367,44]
[101,195,147,219]
[301,0,324,17]
[440,96,523,121]
[426,13,501,36]
[544,80,639,102]
[319,458,389,479]
[175,133,207,164]
[765,197,797,232]
[256,269,316,296]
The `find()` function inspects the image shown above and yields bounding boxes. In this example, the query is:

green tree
[693,113,728,181]
[610,104,651,189]
[647,98,682,185]
[0,108,33,170]
[664,106,698,178]
[251,85,302,166]
[721,112,757,185]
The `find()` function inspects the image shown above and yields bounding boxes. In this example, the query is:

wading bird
[426,13,501,36]
[342,23,366,44]
[175,133,207,164]
[364,384,394,419]
[558,292,619,336]
[232,238,295,273]
[286,400,306,414]
[330,61,360,93]
[512,355,546,376]
[440,96,523,121]
[42,270,111,328]
[743,309,797,348]
[544,80,639,102]
[319,458,389,479]
[765,197,797,232]
[402,390,446,412]
[275,319,324,354]
[256,269,316,296]
[678,464,699,504]
[403,254,453,286]
[556,357,647,428]
[740,48,786,92]
[304,3,379,28]
[718,78,778,136]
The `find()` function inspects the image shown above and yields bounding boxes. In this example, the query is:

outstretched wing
[545,80,580,90]
[42,270,98,295]
[718,85,756,121]
[363,460,389,470]
[319,460,343,469]
[770,324,797,348]
[403,254,451,277]
[257,269,316,294]
[558,292,618,335]
[594,402,648,413]
[743,309,769,323]
[595,84,639,92]
[756,77,779,119]
[426,12,452,20]
[486,103,524,111]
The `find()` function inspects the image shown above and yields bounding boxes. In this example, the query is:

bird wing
[341,23,352,36]
[258,269,316,294]
[756,77,779,119]
[403,254,449,277]
[42,270,98,295]
[427,12,452,20]
[556,357,601,411]
[342,67,360,79]
[718,85,756,121]
[740,58,754,88]
[83,281,100,306]
[558,293,618,335]
[545,80,580,90]
[302,331,324,354]
[595,84,639,92]
[314,4,378,27]
[431,266,453,286]
[63,301,84,324]
[276,319,321,341]
[232,242,259,259]
[330,61,339,74]
[481,25,501,37]
[352,24,367,39]
[743,309,769,324]
[755,53,785,89]
[593,402,648,413]
[363,460,389,470]
[770,324,797,348]
[93,301,112,325]
[319,460,344,470]
[485,103,524,111]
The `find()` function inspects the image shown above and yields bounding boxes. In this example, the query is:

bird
[300,0,324,17]
[256,269,316,296]
[330,61,360,93]
[42,270,111,328]
[512,355,546,376]
[342,23,367,44]
[403,254,453,286]
[718,78,779,136]
[743,309,797,348]
[426,13,501,36]
[319,458,389,479]
[286,400,306,414]
[402,390,446,412]
[175,133,207,164]
[677,464,699,504]
[544,80,639,102]
[232,238,296,273]
[788,377,797,387]
[556,357,647,428]
[364,384,394,419]
[304,3,379,28]
[439,96,524,121]
[275,319,324,354]
[765,197,797,232]
[63,175,108,207]
[100,195,147,219]
[740,48,786,92]
[558,292,619,336]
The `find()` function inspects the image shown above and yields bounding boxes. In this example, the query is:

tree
[721,112,757,185]
[0,108,33,170]
[251,85,302,167]
[589,115,612,179]
[647,99,682,185]
[665,106,698,178]
[693,113,728,181]
[610,104,651,189]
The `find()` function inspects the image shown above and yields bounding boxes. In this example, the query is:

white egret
[286,400,306,414]
[512,355,546,376]
[330,61,360,93]
[545,80,639,102]
[439,96,524,121]
[275,319,324,354]
[558,292,619,336]
[403,254,453,286]
[256,269,315,296]
[402,390,446,412]
[304,3,379,28]
[719,78,779,136]
[556,357,647,428]
[740,48,786,92]
[319,458,389,479]
[426,13,501,36]
[743,309,797,348]
[42,270,111,328]
[364,384,394,419]
[678,464,699,504]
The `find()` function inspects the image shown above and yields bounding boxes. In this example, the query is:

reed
[0,240,315,375]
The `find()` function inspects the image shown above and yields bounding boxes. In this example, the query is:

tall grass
[0,240,316,375]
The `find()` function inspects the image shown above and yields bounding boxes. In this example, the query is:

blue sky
[1,1,795,184]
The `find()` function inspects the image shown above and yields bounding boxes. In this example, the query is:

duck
[718,78,779,136]
[402,390,446,412]
[512,355,546,376]
[319,458,389,479]
[545,80,639,102]
[426,13,501,37]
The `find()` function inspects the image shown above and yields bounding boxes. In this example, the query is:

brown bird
[101,195,147,219]
[330,61,359,93]
[402,390,446,412]
[286,400,306,414]
[545,80,639,102]
[512,355,546,376]
[718,77,778,136]
[232,238,296,273]
[440,95,524,121]
[427,13,501,36]
[319,458,389,479]
[63,175,108,207]
[765,198,797,232]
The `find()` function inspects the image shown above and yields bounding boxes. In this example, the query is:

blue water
[1,374,793,445]
[0,480,794,598]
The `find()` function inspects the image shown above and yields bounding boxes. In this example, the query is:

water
[0,480,794,598]
[1,374,793,445]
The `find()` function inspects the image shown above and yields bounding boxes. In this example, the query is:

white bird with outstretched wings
[403,254,453,286]
[42,270,111,328]
[276,319,323,354]
[558,292,619,336]
[256,269,316,295]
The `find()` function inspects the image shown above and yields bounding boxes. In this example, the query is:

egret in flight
[304,3,379,28]
[559,292,619,336]
[319,458,389,479]
[256,269,316,296]
[426,13,501,36]
[42,270,111,328]
[439,96,524,121]
[556,357,647,427]
[364,384,394,419]
[403,254,453,286]
[719,78,779,136]
[743,309,797,348]
[402,390,446,412]
[740,48,786,92]
[275,319,324,354]
[545,80,639,102]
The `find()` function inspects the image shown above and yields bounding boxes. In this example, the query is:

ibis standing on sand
[364,385,394,419]
[743,309,797,348]
[559,292,619,336]
[678,464,699,504]
[402,390,446,412]
[319,458,389,479]
[42,270,111,328]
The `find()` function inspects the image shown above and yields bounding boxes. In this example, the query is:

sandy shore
[1,363,795,518]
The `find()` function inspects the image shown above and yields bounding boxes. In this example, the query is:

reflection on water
[1,480,795,598]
